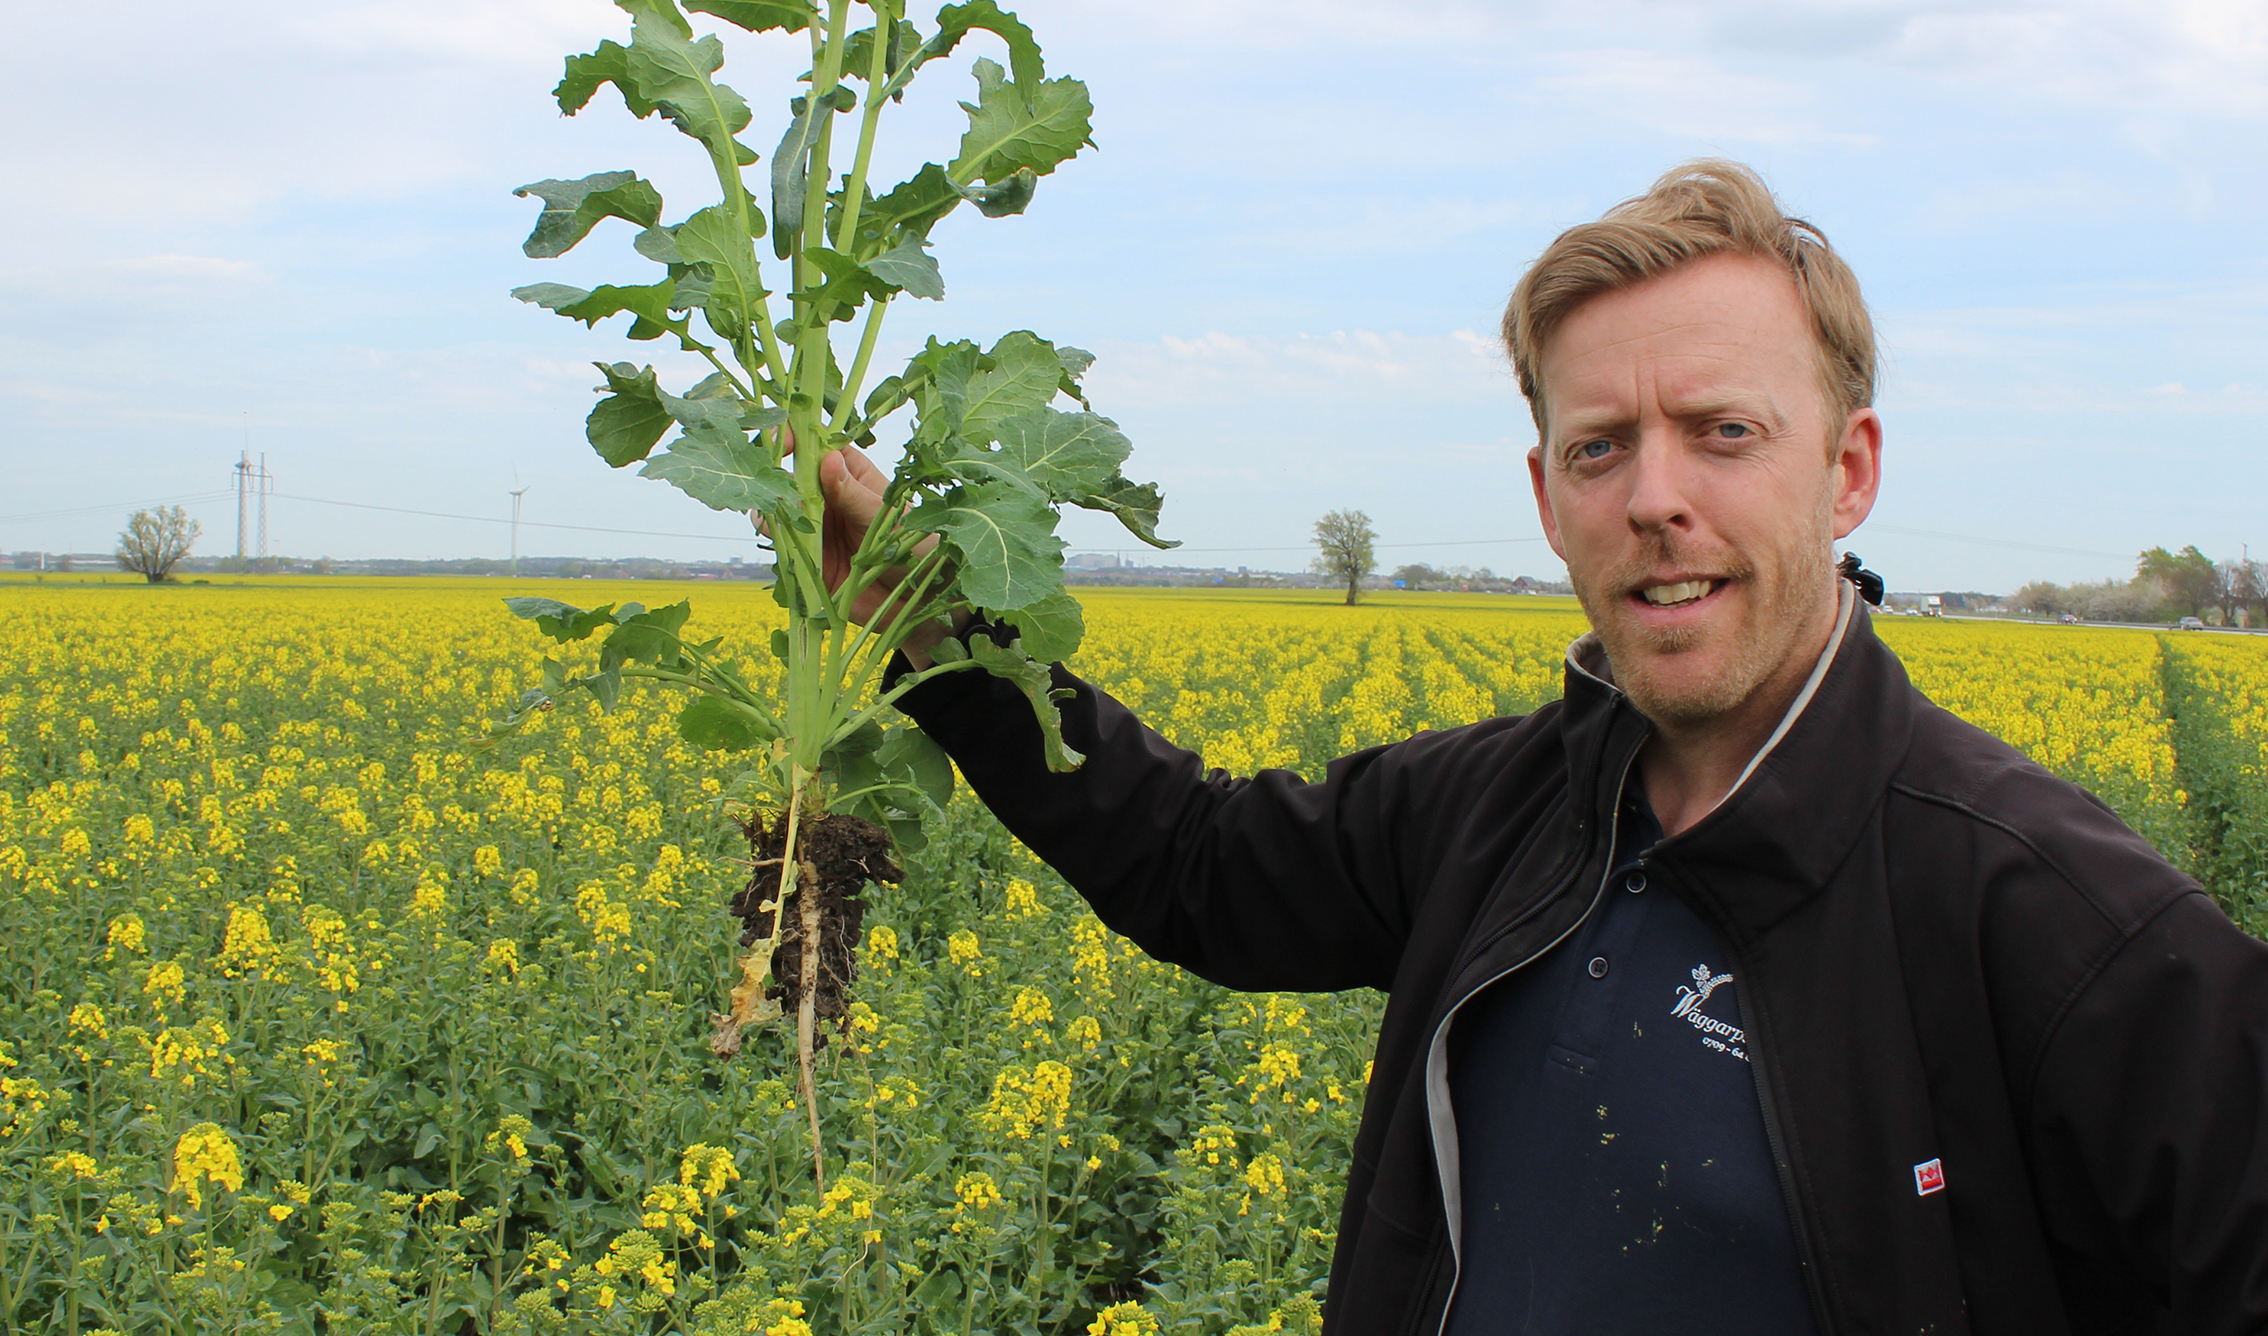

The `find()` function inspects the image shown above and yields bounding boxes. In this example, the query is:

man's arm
[2025,891,2268,1333]
[892,636,1425,993]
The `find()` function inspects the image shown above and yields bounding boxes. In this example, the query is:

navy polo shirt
[1440,787,1817,1335]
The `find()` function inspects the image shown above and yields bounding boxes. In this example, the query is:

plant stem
[830,8,895,257]
[831,296,892,433]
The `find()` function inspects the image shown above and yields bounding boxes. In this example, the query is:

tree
[2136,545,2219,621]
[2215,557,2264,628]
[116,506,200,584]
[1393,562,1443,590]
[1313,509,1377,605]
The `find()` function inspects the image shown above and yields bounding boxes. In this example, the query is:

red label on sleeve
[1914,1158,1945,1197]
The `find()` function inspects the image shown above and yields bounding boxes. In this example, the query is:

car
[2060,614,2081,624]
[2179,616,2206,631]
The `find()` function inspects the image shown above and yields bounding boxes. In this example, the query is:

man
[812,162,2268,1333]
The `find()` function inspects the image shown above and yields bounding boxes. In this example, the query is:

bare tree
[1312,509,1377,606]
[116,506,201,584]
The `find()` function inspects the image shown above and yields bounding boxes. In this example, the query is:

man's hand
[778,433,956,666]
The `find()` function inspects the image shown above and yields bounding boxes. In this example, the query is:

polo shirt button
[1625,871,1647,893]
[1587,956,1609,979]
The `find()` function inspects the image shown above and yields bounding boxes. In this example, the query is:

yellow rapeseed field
[0,577,2255,1334]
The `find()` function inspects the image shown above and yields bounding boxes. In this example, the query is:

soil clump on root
[727,810,899,1045]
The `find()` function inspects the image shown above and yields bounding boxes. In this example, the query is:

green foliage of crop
[2159,635,2268,934]
[0,583,1356,1335]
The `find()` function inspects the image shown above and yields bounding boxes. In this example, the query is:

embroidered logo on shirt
[1671,963,1748,1062]
[1914,1158,1946,1197]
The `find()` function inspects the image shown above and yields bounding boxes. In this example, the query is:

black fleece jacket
[892,601,2268,1335]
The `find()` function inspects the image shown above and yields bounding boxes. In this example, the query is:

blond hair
[1502,159,1875,437]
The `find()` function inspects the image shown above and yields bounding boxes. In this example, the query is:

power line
[0,491,234,525]
[273,492,763,544]
[1866,524,2131,562]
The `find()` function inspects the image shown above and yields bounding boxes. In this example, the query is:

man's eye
[1576,440,1614,460]
[1715,422,1751,439]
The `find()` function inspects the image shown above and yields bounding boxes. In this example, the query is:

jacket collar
[1556,581,1917,940]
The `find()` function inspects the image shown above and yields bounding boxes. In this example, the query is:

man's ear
[1528,445,1568,561]
[1829,408,1884,541]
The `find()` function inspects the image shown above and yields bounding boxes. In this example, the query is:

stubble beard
[1573,514,1836,730]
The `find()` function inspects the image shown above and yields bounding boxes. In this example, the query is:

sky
[2,0,2263,592]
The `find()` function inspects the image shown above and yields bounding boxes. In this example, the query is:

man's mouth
[1637,578,1723,608]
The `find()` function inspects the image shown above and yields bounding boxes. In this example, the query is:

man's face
[1527,252,1881,728]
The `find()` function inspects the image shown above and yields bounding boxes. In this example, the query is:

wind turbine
[509,482,531,578]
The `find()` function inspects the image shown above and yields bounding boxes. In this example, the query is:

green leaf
[933,0,1043,102]
[993,408,1128,499]
[512,171,663,258]
[506,598,620,642]
[867,163,962,244]
[865,238,944,300]
[962,331,1068,443]
[674,205,770,340]
[968,633,1083,771]
[916,481,1064,611]
[874,0,1042,106]
[585,362,674,467]
[876,725,955,811]
[601,601,694,668]
[802,247,891,321]
[770,86,856,259]
[622,3,760,167]
[842,17,924,95]
[557,41,658,116]
[952,167,1036,218]
[634,225,683,264]
[999,587,1083,664]
[515,280,678,339]
[1079,475,1177,549]
[1055,344,1094,406]
[950,58,1091,184]
[684,0,815,33]
[638,422,798,513]
[678,694,770,751]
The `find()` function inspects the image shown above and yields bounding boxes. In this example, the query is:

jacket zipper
[1423,742,1639,1336]
[1731,942,1838,1335]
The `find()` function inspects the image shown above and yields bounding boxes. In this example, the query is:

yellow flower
[144,960,187,1009]
[268,1203,294,1222]
[484,938,521,977]
[1087,1301,1161,1336]
[212,904,277,979]
[982,1061,1073,1140]
[472,844,503,877]
[68,1003,108,1040]
[104,913,146,960]
[486,1114,534,1165]
[947,929,986,977]
[171,1123,244,1210]
[1244,1152,1287,1196]
[679,1142,739,1200]
[955,1172,1004,1211]
[1003,876,1047,918]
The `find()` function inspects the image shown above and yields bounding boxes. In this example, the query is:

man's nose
[1624,431,1693,535]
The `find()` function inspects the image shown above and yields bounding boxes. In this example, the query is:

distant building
[1066,553,1122,571]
